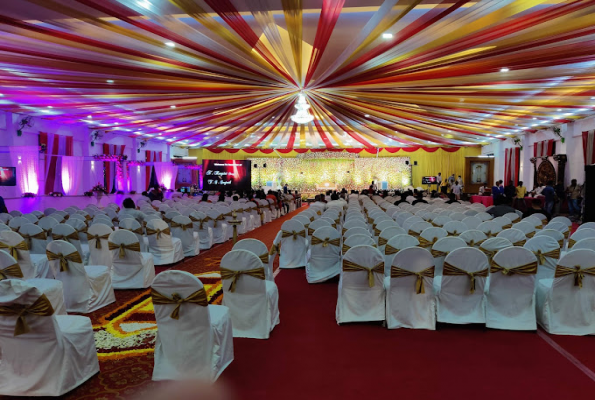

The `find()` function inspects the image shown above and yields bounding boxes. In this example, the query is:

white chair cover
[273,220,308,269]
[477,221,501,238]
[336,245,385,324]
[206,210,229,244]
[568,228,595,249]
[151,270,233,381]
[306,227,341,283]
[443,221,467,236]
[523,236,560,281]
[18,223,48,255]
[571,238,595,251]
[52,223,87,263]
[146,219,184,265]
[0,280,99,396]
[46,240,115,313]
[497,228,527,247]
[486,247,537,330]
[431,236,467,285]
[87,223,114,268]
[577,222,595,231]
[221,250,279,339]
[536,249,595,335]
[233,239,274,281]
[118,217,148,253]
[418,227,448,249]
[476,212,493,221]
[109,230,155,289]
[535,229,565,248]
[0,230,51,280]
[462,216,482,230]
[458,230,488,248]
[383,234,419,275]
[170,215,199,257]
[437,248,489,324]
[377,226,406,253]
[190,211,214,250]
[385,247,436,330]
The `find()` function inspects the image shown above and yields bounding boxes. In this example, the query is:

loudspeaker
[263,163,267,168]
[414,161,418,166]
[584,165,595,222]
[254,163,257,168]
[405,161,409,165]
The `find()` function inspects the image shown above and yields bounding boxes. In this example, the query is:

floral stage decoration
[93,271,222,361]
[249,157,411,192]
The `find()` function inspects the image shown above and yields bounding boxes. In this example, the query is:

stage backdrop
[249,153,411,192]
[203,160,251,192]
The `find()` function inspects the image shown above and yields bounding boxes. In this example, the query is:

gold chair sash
[52,232,80,242]
[212,215,225,227]
[86,233,110,249]
[513,239,526,247]
[45,249,82,272]
[258,253,269,265]
[443,261,489,294]
[390,266,435,294]
[308,227,315,236]
[385,244,400,255]
[407,229,420,237]
[510,216,521,223]
[484,230,497,238]
[0,263,24,280]
[20,231,47,248]
[162,216,172,224]
[190,215,210,230]
[311,236,340,247]
[151,288,208,320]
[479,246,497,263]
[525,231,536,238]
[342,243,351,253]
[447,230,462,236]
[0,294,54,336]
[0,240,28,260]
[310,216,315,222]
[535,224,543,230]
[502,224,512,230]
[563,230,570,239]
[108,241,141,258]
[467,239,485,247]
[342,227,348,235]
[430,249,449,258]
[554,265,595,288]
[378,237,388,246]
[170,221,193,231]
[490,260,538,276]
[281,230,306,240]
[342,259,384,287]
[373,228,382,237]
[146,227,171,239]
[418,236,438,248]
[568,238,577,248]
[220,267,266,292]
[269,243,280,256]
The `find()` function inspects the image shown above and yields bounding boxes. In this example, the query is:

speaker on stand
[583,164,595,222]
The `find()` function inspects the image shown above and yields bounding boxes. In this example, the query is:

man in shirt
[566,179,582,219]
[487,195,516,217]
[523,198,551,221]
[504,180,516,199]
[452,180,462,200]
[492,180,502,201]
[436,173,442,190]
[0,195,7,213]
[118,197,146,223]
[541,180,555,214]
[412,192,428,205]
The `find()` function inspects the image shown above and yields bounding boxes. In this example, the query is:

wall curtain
[39,132,73,194]
[9,146,40,195]
[504,147,521,186]
[583,130,595,165]
[61,156,84,196]
[534,139,555,158]
[102,144,126,193]
[145,150,162,190]
[153,162,178,190]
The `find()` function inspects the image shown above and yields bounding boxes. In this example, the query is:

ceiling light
[87,115,92,119]
[578,109,588,112]
[106,80,114,84]
[134,132,142,135]
[165,41,175,48]
[591,97,595,100]
[137,0,151,9]
[531,124,537,127]
[500,67,509,72]
[114,122,119,125]
[0,94,4,97]
[170,105,176,108]
[557,109,562,111]
[382,33,393,39]
[564,113,573,116]
[47,106,53,109]
[290,94,314,125]
[532,117,537,120]
[365,114,370,117]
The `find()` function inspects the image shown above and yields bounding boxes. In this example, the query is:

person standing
[542,180,555,214]
[448,174,455,191]
[515,181,527,209]
[566,179,582,220]
[0,195,7,213]
[436,172,442,190]
[283,183,288,194]
[504,180,516,199]
[452,180,462,200]
[492,180,501,202]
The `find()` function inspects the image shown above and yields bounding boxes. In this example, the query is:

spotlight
[500,67,509,72]
[106,79,114,83]
[382,33,393,39]
[165,41,176,47]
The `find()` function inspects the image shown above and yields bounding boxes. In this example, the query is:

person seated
[479,182,488,195]
[393,193,409,206]
[217,193,226,202]
[327,193,343,208]
[412,192,428,205]
[522,198,551,221]
[445,193,460,204]
[487,195,516,217]
[119,197,146,223]
[232,195,239,202]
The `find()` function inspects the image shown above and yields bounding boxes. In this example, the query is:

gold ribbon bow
[485,231,497,238]
[554,265,595,288]
[408,229,420,237]
[373,228,382,237]
[479,247,498,263]
[316,210,322,216]
[390,266,435,294]
[151,288,208,320]
[418,236,438,248]
[443,261,489,294]
[108,241,141,258]
[308,227,316,236]
[385,244,400,255]
[0,294,54,336]
[86,233,110,249]
[311,236,340,247]
[563,230,570,239]
[513,239,527,247]
[342,243,351,253]
[0,263,24,280]
[535,224,543,230]
[490,261,538,276]
[430,249,449,258]
[20,231,47,248]
[220,267,266,292]
[212,215,225,228]
[281,230,306,241]
[0,241,28,260]
[342,260,384,287]
[558,239,564,248]
[309,216,315,222]
[190,215,210,230]
[447,230,461,236]
[258,253,269,265]
[269,243,280,256]
[342,227,348,235]
[146,227,171,239]
[467,239,485,247]
[52,232,80,242]
[378,237,389,246]
[45,249,82,272]
[171,221,193,231]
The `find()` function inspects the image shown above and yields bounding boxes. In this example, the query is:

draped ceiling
[1,0,595,150]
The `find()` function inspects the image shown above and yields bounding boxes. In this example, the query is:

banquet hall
[1,1,595,399]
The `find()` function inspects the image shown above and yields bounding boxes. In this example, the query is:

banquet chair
[462,216,482,230]
[395,211,413,227]
[64,206,78,214]
[464,209,479,217]
[258,200,272,224]
[233,239,274,281]
[443,221,467,236]
[293,215,312,232]
[343,234,376,255]
[18,223,49,255]
[52,224,88,262]
[0,280,98,396]
[408,221,432,238]
[246,202,261,229]
[437,247,489,324]
[307,218,332,241]
[86,223,114,268]
[306,227,341,283]
[550,216,572,230]
[170,215,200,257]
[512,221,537,239]
[523,236,561,281]
[336,245,385,324]
[272,220,308,269]
[402,216,424,233]
[477,221,501,238]
[151,270,233,381]
[503,212,522,224]
[377,226,407,253]
[91,217,114,229]
[118,218,148,252]
[571,238,595,251]
[342,218,367,235]
[522,215,543,230]
[568,228,595,249]
[384,234,420,275]
[479,237,513,266]
[430,215,451,228]
[108,230,155,289]
[221,250,279,339]
[476,212,493,222]
[48,213,65,224]
[0,249,66,315]
[487,247,538,330]
[544,222,570,243]
[189,211,213,250]
[205,209,228,244]
[164,211,182,226]
[492,216,512,230]
[0,230,51,280]
[8,217,28,232]
[8,210,22,218]
[577,222,595,231]
[535,229,565,248]
[146,219,184,265]
[46,240,115,313]
[458,230,488,248]
[385,247,436,330]
[343,227,371,240]
[536,249,595,335]
[22,213,38,225]
[431,236,467,291]
[0,213,12,224]
[497,228,528,247]
[43,207,57,216]
[65,218,89,245]
[450,212,466,221]
[418,227,448,249]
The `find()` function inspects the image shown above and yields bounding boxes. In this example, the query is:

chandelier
[290,94,314,124]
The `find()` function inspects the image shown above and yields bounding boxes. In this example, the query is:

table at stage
[470,195,493,207]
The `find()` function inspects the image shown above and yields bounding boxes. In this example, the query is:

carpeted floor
[11,210,595,399]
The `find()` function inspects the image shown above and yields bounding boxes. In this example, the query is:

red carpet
[8,208,595,399]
